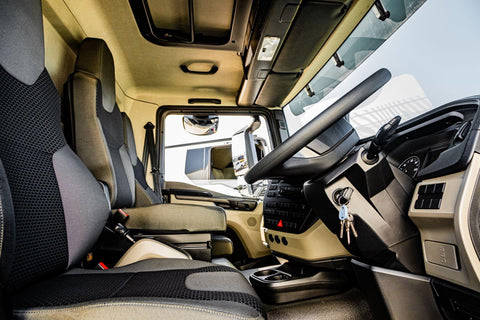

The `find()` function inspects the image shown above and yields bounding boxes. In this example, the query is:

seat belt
[142,122,161,196]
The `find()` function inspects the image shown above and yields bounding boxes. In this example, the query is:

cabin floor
[265,288,373,320]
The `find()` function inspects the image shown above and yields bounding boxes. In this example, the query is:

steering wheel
[245,68,392,184]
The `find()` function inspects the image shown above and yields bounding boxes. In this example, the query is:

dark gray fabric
[95,84,135,208]
[185,272,257,296]
[67,258,215,275]
[119,145,136,203]
[75,38,115,112]
[52,146,110,267]
[121,113,138,166]
[133,160,160,203]
[0,67,69,291]
[12,264,265,318]
[122,112,163,204]
[0,0,44,85]
[144,183,162,204]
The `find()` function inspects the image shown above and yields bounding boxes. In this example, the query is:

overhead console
[238,0,352,106]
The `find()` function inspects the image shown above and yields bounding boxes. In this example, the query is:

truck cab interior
[1,0,480,319]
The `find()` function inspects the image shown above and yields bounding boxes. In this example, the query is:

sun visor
[273,0,351,73]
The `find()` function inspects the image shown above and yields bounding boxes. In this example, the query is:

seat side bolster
[72,73,117,205]
[124,204,227,233]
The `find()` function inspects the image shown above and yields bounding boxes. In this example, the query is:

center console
[250,263,351,304]
[263,180,317,234]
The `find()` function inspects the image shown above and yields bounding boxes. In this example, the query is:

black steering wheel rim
[245,68,392,184]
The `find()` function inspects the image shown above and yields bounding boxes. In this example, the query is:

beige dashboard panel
[169,196,270,259]
[265,220,351,261]
[409,154,480,292]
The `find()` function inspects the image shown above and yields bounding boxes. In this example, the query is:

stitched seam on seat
[0,184,4,255]
[108,273,135,298]
[12,301,262,320]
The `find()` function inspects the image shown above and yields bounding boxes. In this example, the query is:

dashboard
[262,96,480,316]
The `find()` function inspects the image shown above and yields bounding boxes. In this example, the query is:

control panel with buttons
[263,180,316,234]
[414,183,445,209]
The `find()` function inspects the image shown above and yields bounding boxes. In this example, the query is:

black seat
[0,0,265,318]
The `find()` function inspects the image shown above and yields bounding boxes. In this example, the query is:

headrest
[75,38,116,112]
[0,0,45,85]
[121,112,138,166]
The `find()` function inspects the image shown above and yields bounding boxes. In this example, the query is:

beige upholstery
[134,181,158,207]
[124,204,227,232]
[115,239,191,268]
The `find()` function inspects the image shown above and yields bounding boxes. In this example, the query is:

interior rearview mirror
[183,115,219,135]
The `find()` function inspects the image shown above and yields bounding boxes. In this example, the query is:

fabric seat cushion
[12,259,265,319]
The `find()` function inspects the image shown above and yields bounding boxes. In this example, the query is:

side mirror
[231,117,261,176]
[183,115,219,136]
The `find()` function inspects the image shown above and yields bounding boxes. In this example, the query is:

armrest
[123,203,227,233]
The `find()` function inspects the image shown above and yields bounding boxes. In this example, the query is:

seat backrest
[121,113,163,205]
[68,38,136,209]
[0,0,110,292]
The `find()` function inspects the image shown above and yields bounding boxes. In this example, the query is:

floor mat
[265,288,373,320]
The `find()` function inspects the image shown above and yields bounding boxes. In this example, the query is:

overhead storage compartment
[238,0,352,107]
[273,0,351,73]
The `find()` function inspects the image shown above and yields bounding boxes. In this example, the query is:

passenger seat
[0,1,265,318]
[63,38,228,239]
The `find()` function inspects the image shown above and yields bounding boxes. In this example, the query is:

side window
[163,114,271,197]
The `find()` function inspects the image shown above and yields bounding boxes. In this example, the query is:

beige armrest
[123,203,227,232]
[115,239,191,268]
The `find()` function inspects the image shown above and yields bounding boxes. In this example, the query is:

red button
[277,220,283,228]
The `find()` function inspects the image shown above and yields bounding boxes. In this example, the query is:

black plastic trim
[415,97,480,180]
[188,98,221,104]
[180,64,218,75]
[162,188,213,198]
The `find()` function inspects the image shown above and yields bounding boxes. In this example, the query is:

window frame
[156,105,280,187]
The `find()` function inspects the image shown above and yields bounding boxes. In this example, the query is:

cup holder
[254,269,277,277]
[266,274,292,281]
[253,269,292,282]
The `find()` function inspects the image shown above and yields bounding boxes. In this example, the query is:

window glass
[164,114,271,197]
[284,0,480,138]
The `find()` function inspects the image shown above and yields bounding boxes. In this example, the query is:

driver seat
[0,0,265,318]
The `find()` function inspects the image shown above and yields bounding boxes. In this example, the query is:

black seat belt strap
[142,122,161,196]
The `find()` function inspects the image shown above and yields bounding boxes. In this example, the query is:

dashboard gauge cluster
[398,155,421,178]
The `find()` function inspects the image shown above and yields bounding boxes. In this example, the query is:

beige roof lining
[280,0,375,106]
[43,0,244,107]
[43,0,376,109]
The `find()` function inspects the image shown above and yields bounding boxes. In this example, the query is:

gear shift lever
[365,116,401,163]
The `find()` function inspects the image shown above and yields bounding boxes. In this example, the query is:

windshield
[284,0,480,139]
